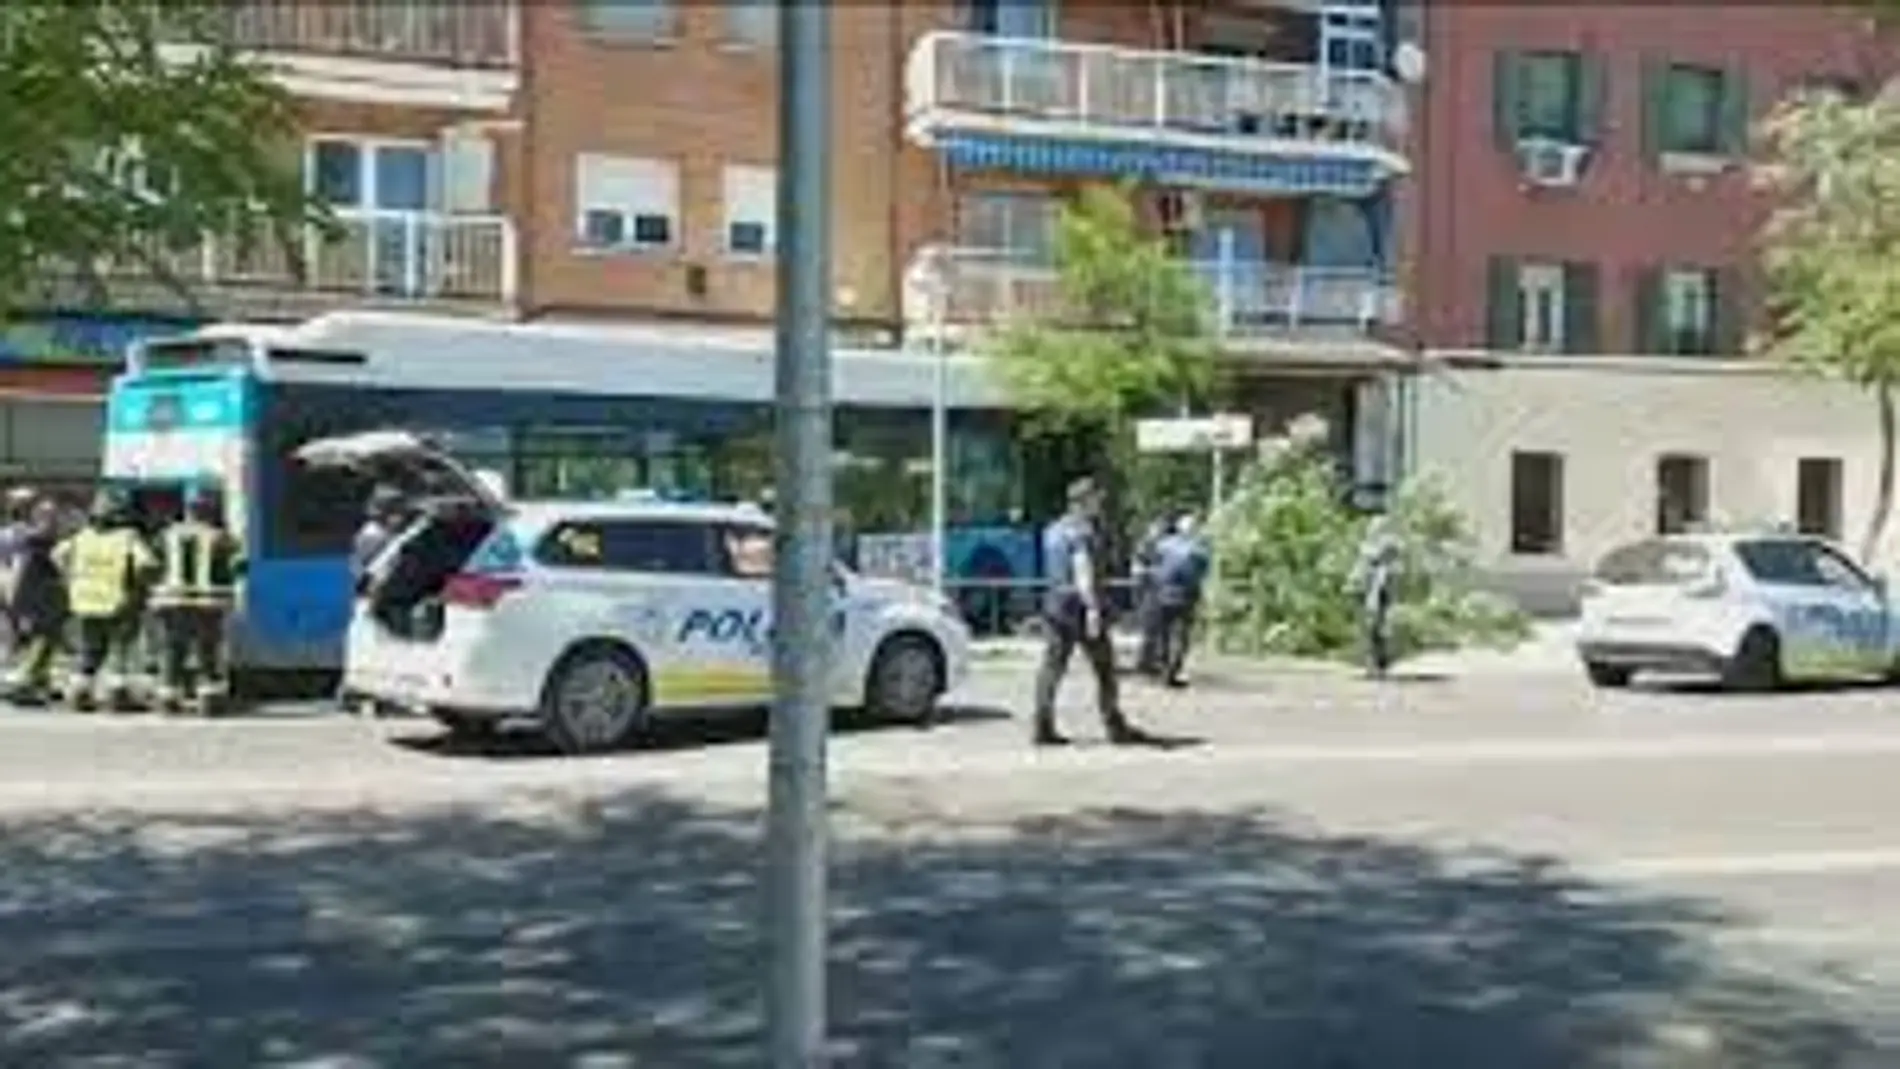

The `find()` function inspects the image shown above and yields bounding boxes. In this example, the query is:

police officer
[1351,515,1401,677]
[4,498,67,705]
[1153,511,1212,688]
[352,484,411,588]
[52,489,156,711]
[1130,516,1171,677]
[1032,478,1159,747]
[151,486,246,714]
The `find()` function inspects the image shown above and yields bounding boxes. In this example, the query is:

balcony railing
[82,210,516,305]
[906,31,1403,157]
[189,1,518,68]
[907,246,1397,337]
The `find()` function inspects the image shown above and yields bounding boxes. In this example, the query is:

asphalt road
[2,657,1900,1067]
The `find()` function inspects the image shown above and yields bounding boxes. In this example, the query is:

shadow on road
[0,795,1881,1067]
[394,703,1017,760]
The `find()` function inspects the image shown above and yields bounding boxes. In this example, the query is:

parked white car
[1577,531,1899,691]
[308,432,972,753]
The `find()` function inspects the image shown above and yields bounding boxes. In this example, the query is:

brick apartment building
[13,1,1900,595]
[1399,5,1900,609]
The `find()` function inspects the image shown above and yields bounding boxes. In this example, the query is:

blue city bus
[102,312,1036,685]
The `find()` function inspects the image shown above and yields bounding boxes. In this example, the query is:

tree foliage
[987,184,1220,439]
[1205,419,1529,664]
[0,2,329,317]
[1753,84,1900,558]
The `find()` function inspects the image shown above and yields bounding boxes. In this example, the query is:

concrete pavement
[0,662,1898,1065]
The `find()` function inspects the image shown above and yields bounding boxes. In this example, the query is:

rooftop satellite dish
[1392,41,1426,86]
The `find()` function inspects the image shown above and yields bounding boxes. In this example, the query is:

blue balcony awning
[940,133,1386,197]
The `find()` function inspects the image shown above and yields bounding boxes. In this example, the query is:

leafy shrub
[1206,421,1530,664]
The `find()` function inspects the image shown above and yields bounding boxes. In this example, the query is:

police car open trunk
[295,431,507,641]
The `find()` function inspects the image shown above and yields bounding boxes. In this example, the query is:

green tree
[1753,84,1900,560]
[1206,419,1529,664]
[0,1,329,317]
[986,184,1221,524]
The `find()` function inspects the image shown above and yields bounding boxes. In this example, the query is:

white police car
[1576,530,1899,691]
[307,432,971,753]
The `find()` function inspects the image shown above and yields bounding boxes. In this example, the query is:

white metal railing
[95,210,517,304]
[907,245,1397,336]
[190,1,519,67]
[906,31,1402,153]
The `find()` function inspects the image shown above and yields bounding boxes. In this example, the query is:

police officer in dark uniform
[152,486,246,714]
[1032,478,1159,747]
[1153,511,1212,688]
[352,484,411,588]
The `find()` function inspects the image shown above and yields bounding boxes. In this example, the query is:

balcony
[50,210,516,317]
[905,32,1406,196]
[904,245,1398,344]
[162,1,519,111]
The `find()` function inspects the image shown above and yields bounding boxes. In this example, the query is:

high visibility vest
[153,520,242,608]
[64,528,140,617]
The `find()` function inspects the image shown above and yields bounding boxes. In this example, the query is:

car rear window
[1594,539,1712,585]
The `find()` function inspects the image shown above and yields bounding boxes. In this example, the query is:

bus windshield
[137,337,255,373]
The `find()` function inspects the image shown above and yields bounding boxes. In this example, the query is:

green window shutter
[1719,67,1752,156]
[1493,51,1523,150]
[1641,56,1668,162]
[1562,261,1600,354]
[1711,268,1746,355]
[1575,54,1605,145]
[1487,256,1522,350]
[1631,266,1663,354]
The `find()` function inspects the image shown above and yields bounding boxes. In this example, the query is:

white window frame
[1664,267,1714,351]
[722,164,777,257]
[956,191,1058,261]
[574,153,679,253]
[1516,262,1566,353]
[304,134,438,214]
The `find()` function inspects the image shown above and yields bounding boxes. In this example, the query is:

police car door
[664,521,773,706]
[1808,542,1891,677]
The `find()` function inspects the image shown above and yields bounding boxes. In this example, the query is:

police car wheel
[542,646,648,755]
[1723,627,1783,692]
[867,635,943,725]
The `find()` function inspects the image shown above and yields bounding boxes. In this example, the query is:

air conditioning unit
[1156,190,1204,232]
[1515,138,1588,188]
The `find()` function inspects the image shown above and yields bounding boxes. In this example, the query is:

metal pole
[929,293,948,593]
[766,3,832,1066]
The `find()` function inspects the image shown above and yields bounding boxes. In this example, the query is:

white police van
[309,432,971,753]
[1576,530,1899,691]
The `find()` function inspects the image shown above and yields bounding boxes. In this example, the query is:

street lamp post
[922,263,950,594]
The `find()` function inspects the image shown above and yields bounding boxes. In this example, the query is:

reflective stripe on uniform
[153,522,237,607]
[66,529,137,617]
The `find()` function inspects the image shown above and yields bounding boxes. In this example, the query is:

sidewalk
[971,620,1581,679]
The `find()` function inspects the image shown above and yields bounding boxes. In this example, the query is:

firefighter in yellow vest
[52,488,157,711]
[152,486,246,715]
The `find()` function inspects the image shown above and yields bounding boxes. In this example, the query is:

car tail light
[443,572,523,610]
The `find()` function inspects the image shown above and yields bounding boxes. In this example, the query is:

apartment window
[1664,268,1715,355]
[1516,263,1565,353]
[723,0,776,47]
[1797,457,1844,541]
[306,138,431,211]
[1510,451,1565,555]
[577,0,677,42]
[574,154,678,252]
[963,0,1055,37]
[1495,50,1599,147]
[723,164,777,256]
[956,191,1058,261]
[1647,63,1748,160]
[1655,454,1710,535]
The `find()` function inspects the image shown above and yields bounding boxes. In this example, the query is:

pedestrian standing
[52,489,157,711]
[1153,511,1212,688]
[0,486,37,652]
[1350,516,1401,677]
[1131,516,1170,677]
[4,499,67,705]
[351,484,413,589]
[1031,477,1160,748]
[151,486,246,715]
